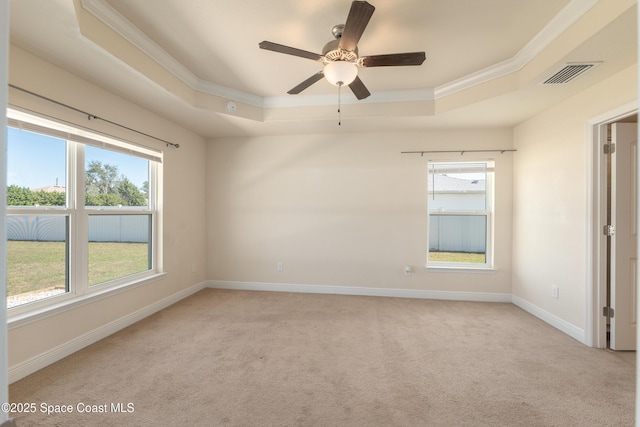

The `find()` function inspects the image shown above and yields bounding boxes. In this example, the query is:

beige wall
[512,64,638,331]
[6,47,208,373]
[207,128,513,295]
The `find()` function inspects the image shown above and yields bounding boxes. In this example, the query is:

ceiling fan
[259,0,426,100]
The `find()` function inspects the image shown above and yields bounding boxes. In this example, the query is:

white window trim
[426,160,495,270]
[6,109,163,319]
[7,272,166,328]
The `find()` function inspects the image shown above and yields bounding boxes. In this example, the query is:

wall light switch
[404,265,412,276]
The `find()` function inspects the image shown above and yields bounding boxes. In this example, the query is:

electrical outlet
[277,262,284,272]
[404,265,412,276]
[552,286,559,299]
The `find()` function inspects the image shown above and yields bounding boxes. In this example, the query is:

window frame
[426,160,494,270]
[6,109,163,317]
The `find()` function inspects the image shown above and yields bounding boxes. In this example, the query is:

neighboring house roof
[32,185,66,193]
[428,174,485,193]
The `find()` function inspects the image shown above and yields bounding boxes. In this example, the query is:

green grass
[7,241,66,296]
[428,251,486,264]
[88,242,150,285]
[7,241,149,297]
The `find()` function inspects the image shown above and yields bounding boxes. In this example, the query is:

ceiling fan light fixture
[259,1,424,100]
[324,61,358,86]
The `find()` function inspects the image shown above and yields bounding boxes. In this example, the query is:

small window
[427,161,493,268]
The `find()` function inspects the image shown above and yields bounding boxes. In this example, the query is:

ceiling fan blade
[361,52,426,67]
[259,41,323,61]
[348,76,371,100]
[287,71,325,94]
[339,1,375,52]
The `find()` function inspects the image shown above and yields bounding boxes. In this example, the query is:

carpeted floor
[9,289,636,426]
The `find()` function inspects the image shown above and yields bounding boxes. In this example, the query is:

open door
[610,122,638,350]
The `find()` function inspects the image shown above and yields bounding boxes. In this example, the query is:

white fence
[7,215,149,243]
[428,215,486,253]
[428,173,487,254]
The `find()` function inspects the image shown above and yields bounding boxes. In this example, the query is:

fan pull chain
[337,83,342,126]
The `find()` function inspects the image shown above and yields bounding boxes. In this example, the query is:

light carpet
[9,289,636,426]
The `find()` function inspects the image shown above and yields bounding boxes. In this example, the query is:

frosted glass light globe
[324,61,358,86]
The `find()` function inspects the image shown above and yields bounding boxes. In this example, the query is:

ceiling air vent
[542,62,601,84]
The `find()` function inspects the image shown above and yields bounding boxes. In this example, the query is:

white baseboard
[207,280,513,303]
[512,295,585,344]
[9,281,207,383]
[209,281,586,344]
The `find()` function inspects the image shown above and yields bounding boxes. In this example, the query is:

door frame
[586,101,637,348]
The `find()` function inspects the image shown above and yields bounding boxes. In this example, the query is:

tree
[85,161,119,196]
[84,161,146,206]
[85,192,122,207]
[7,185,34,206]
[116,178,146,206]
[33,190,66,206]
[6,162,146,207]
[6,185,65,206]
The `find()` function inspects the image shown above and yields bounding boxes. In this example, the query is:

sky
[7,127,149,190]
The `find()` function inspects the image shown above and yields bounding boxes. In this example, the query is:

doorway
[589,105,638,349]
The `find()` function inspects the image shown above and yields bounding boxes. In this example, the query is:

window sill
[7,272,166,329]
[426,266,497,273]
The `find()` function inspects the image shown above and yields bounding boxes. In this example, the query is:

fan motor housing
[331,24,345,39]
[322,39,358,63]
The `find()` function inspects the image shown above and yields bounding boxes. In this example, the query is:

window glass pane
[88,215,151,286]
[6,215,68,308]
[428,163,486,212]
[428,214,486,264]
[85,146,149,207]
[7,127,67,207]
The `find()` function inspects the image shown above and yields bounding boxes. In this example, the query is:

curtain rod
[402,149,516,156]
[8,84,180,148]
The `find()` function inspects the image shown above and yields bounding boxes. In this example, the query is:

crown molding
[434,0,599,98]
[81,0,197,89]
[82,0,599,108]
[263,88,435,108]
[81,0,264,107]
[193,79,264,107]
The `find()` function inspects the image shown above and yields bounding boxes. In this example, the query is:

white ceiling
[8,0,638,138]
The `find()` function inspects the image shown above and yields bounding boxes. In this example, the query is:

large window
[427,161,493,268]
[6,110,162,312]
